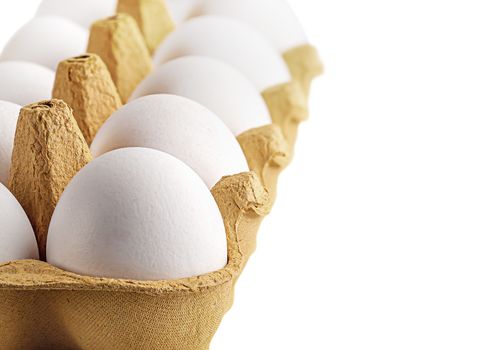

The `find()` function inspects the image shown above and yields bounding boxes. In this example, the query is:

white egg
[166,0,200,24]
[1,16,89,70]
[153,16,291,92]
[47,147,227,280]
[0,183,39,263]
[195,0,308,53]
[131,56,271,136]
[36,0,117,28]
[0,61,55,106]
[91,94,248,189]
[0,101,21,186]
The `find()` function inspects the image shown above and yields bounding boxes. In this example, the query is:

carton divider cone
[262,81,309,154]
[238,124,290,208]
[283,44,324,98]
[7,99,92,261]
[53,53,122,145]
[88,13,153,103]
[117,0,175,54]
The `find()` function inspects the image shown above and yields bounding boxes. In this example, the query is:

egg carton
[0,2,323,349]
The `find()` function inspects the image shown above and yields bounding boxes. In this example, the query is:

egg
[91,94,248,188]
[0,101,21,186]
[194,0,307,53]
[1,16,89,70]
[0,183,39,263]
[153,16,291,92]
[166,0,200,24]
[36,0,117,28]
[131,56,271,136]
[46,147,227,280]
[0,61,55,106]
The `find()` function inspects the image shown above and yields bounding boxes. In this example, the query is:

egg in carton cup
[0,2,321,348]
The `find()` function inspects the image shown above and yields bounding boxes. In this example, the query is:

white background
[2,1,486,349]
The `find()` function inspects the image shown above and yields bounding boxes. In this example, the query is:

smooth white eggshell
[0,101,21,185]
[0,61,55,106]
[1,16,89,70]
[0,183,39,263]
[91,94,248,188]
[36,0,117,28]
[166,0,201,24]
[153,16,291,92]
[131,56,271,136]
[47,147,227,281]
[195,0,308,53]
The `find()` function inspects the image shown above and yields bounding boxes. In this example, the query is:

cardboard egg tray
[0,2,323,349]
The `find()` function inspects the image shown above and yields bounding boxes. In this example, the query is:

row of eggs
[0,0,307,93]
[0,0,310,280]
[1,94,247,280]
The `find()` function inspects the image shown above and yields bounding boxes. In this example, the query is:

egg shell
[91,94,248,189]
[36,0,117,28]
[47,147,227,281]
[1,16,89,70]
[166,0,200,24]
[131,56,271,136]
[195,0,308,53]
[153,15,291,92]
[0,61,55,106]
[0,183,39,263]
[0,101,21,186]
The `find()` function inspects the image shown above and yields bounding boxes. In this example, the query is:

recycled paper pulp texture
[238,124,290,208]
[53,54,122,145]
[117,0,175,54]
[7,100,92,261]
[262,80,309,152]
[87,14,153,103]
[52,54,122,145]
[284,44,324,99]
